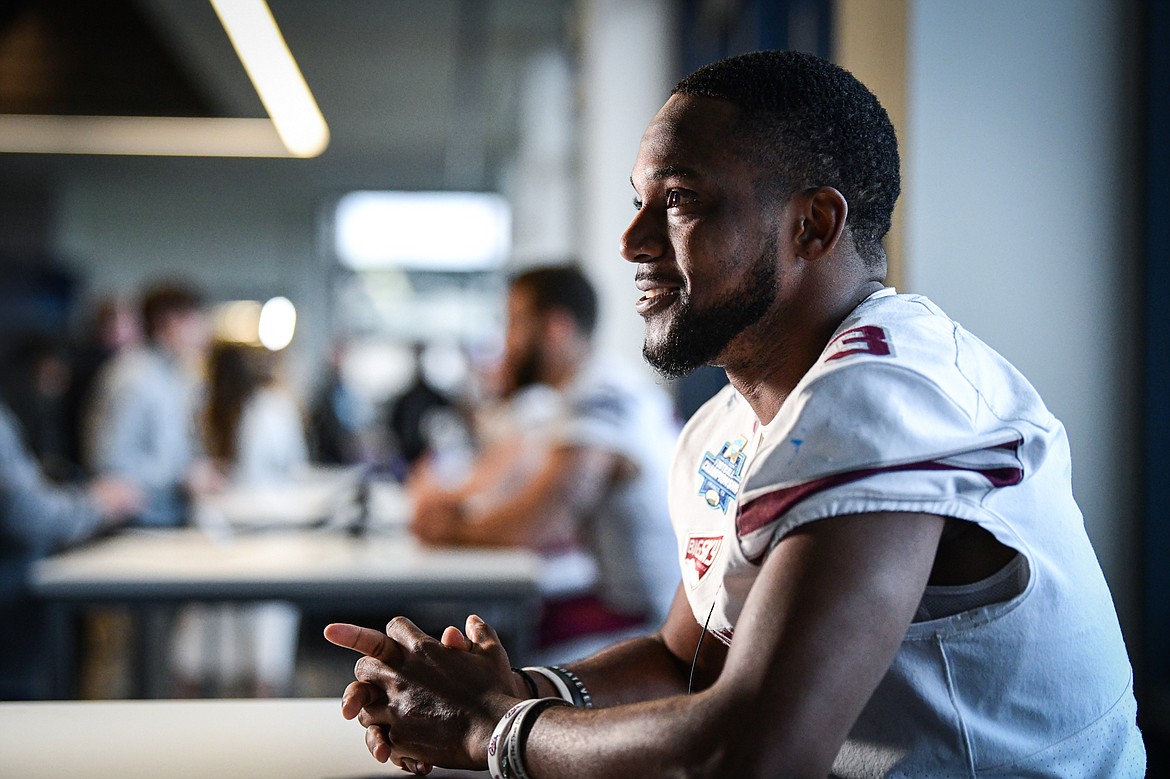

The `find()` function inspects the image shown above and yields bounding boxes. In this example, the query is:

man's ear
[794,187,848,260]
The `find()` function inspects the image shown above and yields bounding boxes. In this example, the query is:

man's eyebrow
[631,165,701,187]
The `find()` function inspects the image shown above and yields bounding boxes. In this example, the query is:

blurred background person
[171,342,307,697]
[308,342,369,468]
[84,282,218,526]
[62,296,141,477]
[0,399,141,699]
[0,333,76,482]
[410,265,680,660]
[385,342,458,476]
[204,343,308,487]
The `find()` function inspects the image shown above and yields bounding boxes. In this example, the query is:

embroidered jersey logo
[826,325,894,361]
[684,534,723,590]
[698,436,749,512]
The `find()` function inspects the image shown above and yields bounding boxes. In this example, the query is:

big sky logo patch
[684,534,723,590]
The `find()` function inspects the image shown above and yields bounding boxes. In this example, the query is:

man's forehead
[634,94,742,178]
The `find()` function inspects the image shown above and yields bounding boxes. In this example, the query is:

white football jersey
[670,288,1144,777]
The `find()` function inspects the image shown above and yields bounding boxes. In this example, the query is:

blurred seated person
[308,342,368,466]
[385,342,456,473]
[410,265,680,658]
[84,283,218,526]
[0,400,141,699]
[204,343,309,486]
[0,333,76,482]
[63,296,142,474]
[171,342,308,697]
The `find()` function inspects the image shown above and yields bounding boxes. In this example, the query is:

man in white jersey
[410,266,678,654]
[324,51,1145,777]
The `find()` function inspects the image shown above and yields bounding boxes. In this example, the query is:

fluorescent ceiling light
[210,0,329,158]
[0,0,328,158]
[0,116,288,157]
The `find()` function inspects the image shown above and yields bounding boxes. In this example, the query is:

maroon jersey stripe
[735,452,1024,540]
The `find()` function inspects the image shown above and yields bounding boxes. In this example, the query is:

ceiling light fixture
[210,0,329,158]
[0,0,328,158]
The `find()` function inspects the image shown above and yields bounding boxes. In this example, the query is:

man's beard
[642,243,780,379]
[506,346,543,395]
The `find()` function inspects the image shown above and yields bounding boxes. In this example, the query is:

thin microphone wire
[688,589,719,694]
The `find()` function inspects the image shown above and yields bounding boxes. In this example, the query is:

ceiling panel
[0,0,572,188]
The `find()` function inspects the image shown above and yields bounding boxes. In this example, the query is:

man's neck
[725,280,884,425]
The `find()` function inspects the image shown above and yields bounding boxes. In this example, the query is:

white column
[576,0,678,379]
[506,48,575,265]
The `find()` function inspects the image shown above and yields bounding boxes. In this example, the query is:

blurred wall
[49,158,332,397]
[901,0,1142,636]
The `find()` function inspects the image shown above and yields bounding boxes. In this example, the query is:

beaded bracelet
[547,665,594,709]
[522,665,594,708]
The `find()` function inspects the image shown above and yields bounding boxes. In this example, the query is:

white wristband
[487,700,529,779]
[505,698,568,779]
[522,665,573,704]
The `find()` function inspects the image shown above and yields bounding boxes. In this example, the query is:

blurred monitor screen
[335,191,511,271]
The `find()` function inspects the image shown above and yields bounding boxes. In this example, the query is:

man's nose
[619,206,666,264]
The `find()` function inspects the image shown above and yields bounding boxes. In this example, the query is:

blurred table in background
[0,697,489,778]
[31,526,542,697]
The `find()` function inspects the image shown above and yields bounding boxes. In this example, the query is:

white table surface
[28,528,544,697]
[30,528,543,602]
[0,698,489,779]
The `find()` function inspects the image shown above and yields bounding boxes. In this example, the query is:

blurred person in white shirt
[172,342,308,697]
[85,283,218,525]
[410,265,680,660]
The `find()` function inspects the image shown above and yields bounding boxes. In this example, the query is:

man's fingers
[465,614,504,656]
[441,625,470,651]
[357,704,391,729]
[324,623,403,663]
[393,752,433,776]
[354,655,396,686]
[385,616,433,652]
[365,724,392,763]
[341,680,382,720]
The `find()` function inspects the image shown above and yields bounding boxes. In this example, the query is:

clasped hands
[324,614,526,775]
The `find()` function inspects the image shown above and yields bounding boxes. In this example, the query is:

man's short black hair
[141,283,204,340]
[672,50,900,268]
[509,264,598,337]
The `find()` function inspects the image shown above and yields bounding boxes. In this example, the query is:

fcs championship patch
[684,534,723,590]
[698,436,748,512]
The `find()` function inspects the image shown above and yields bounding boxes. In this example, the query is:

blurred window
[335,191,510,272]
[329,191,511,409]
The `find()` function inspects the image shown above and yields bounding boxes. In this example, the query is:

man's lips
[635,283,681,315]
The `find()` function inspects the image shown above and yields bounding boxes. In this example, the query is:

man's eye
[665,190,694,208]
[632,196,643,210]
